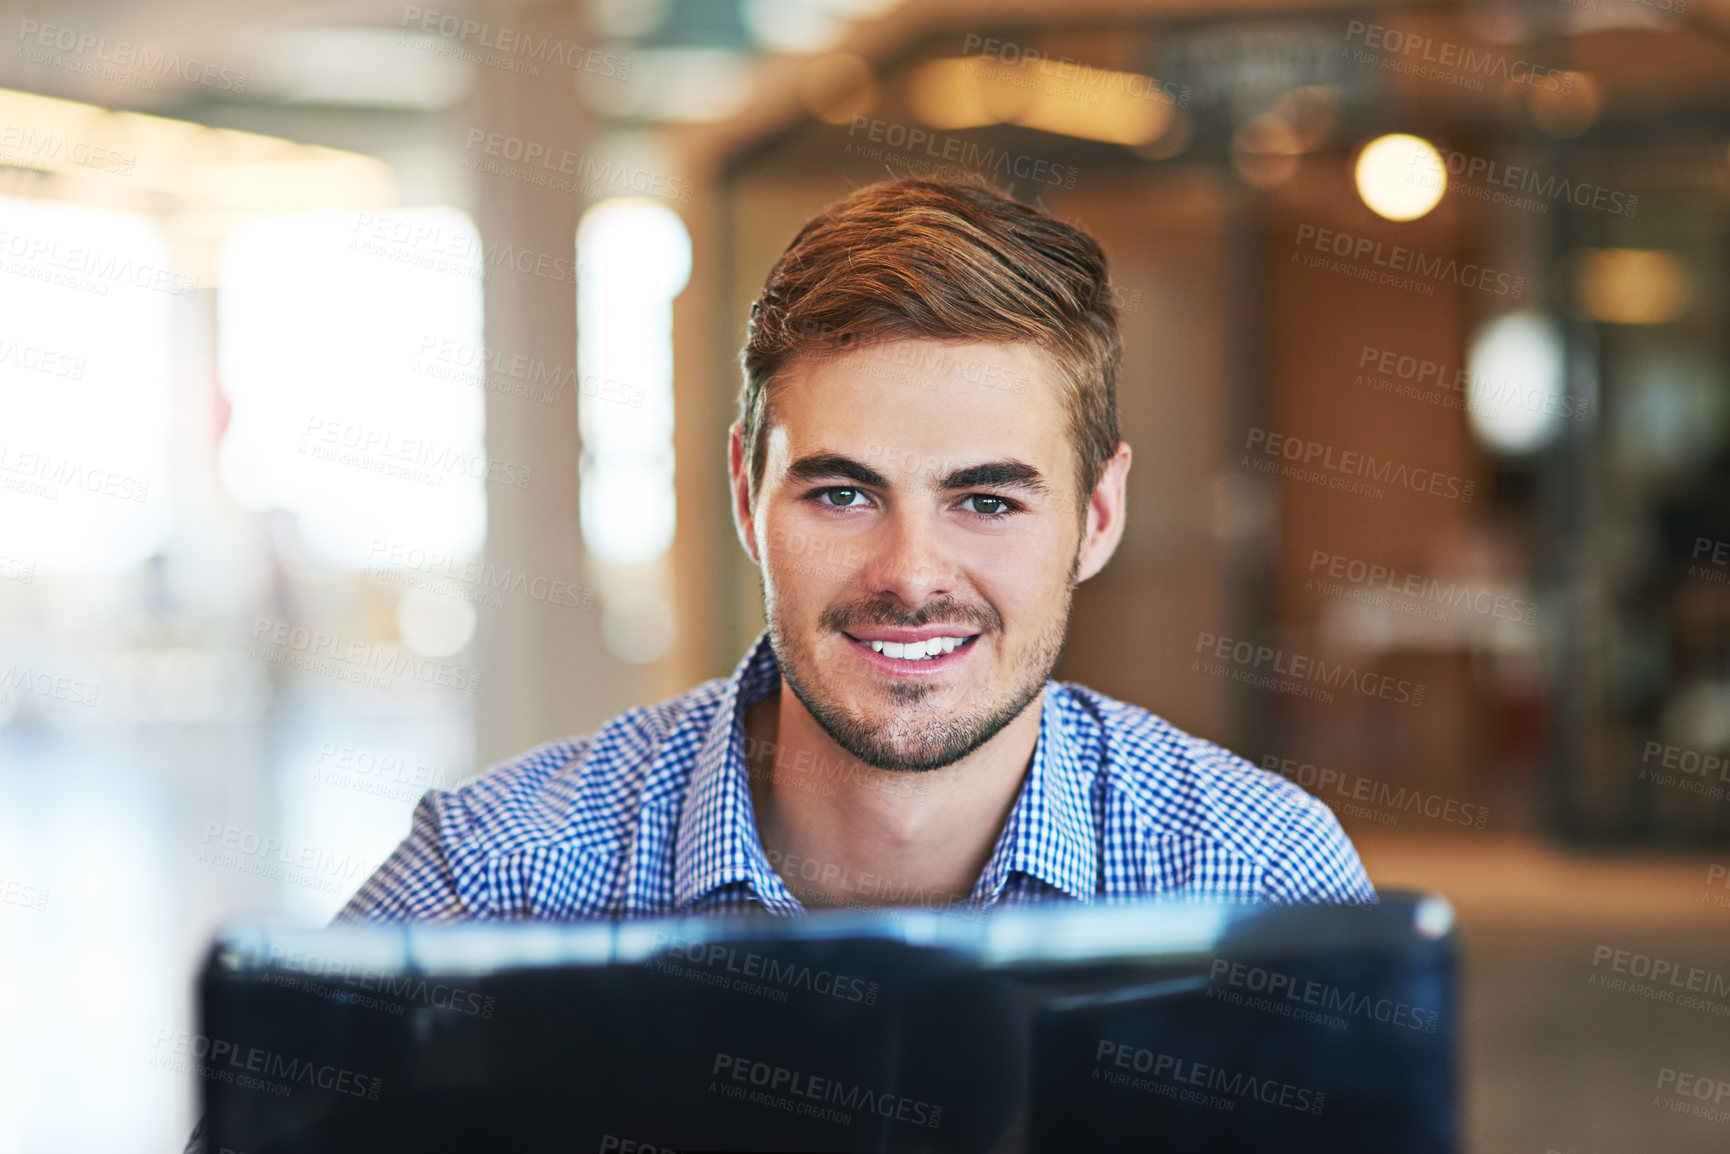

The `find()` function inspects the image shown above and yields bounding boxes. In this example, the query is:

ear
[1075,441,1132,583]
[727,421,762,566]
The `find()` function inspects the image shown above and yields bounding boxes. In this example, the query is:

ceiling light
[1355,133,1446,222]
[1466,312,1567,454]
[1575,248,1689,325]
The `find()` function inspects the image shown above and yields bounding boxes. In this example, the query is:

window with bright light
[575,199,689,567]
[0,198,174,572]
[217,208,486,569]
[576,199,690,665]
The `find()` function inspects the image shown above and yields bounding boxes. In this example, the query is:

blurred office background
[1,0,1728,1149]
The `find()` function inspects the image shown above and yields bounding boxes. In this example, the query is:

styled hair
[737,177,1121,510]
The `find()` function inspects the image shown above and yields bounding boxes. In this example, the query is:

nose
[860,503,954,610]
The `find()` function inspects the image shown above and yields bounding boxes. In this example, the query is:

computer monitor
[194,893,1458,1153]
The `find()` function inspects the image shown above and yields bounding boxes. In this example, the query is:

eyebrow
[940,460,1052,497]
[785,453,892,490]
[784,452,1054,499]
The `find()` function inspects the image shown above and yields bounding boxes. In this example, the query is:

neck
[743,683,1042,911]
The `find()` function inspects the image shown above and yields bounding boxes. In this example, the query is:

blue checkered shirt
[337,632,1375,922]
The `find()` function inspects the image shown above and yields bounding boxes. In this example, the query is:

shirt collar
[672,632,802,913]
[673,632,1100,912]
[970,682,1100,905]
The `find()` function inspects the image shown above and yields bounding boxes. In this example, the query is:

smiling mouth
[842,633,978,663]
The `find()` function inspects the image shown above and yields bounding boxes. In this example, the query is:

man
[340,177,1375,921]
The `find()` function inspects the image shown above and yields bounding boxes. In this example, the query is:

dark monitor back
[197,894,1458,1153]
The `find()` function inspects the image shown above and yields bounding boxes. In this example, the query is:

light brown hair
[738,177,1121,511]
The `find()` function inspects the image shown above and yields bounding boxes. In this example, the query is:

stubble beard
[764,578,1075,773]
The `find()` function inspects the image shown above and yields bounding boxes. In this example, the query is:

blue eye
[961,494,1016,519]
[820,488,867,507]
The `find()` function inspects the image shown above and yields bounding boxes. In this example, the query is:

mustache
[818,596,1001,635]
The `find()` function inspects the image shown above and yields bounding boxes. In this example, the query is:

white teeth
[863,636,969,661]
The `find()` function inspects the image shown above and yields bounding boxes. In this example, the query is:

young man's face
[729,338,1130,773]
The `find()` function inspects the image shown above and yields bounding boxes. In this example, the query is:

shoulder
[1055,682,1375,904]
[426,675,731,864]
[339,677,737,922]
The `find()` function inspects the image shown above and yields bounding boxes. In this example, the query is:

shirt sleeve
[334,793,475,923]
[1258,797,1379,906]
